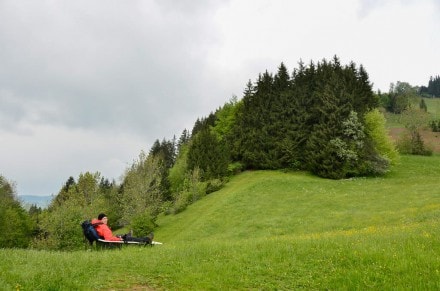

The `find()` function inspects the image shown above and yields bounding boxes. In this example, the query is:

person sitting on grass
[91,213,153,243]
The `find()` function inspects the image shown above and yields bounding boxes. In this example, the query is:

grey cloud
[2,0,439,197]
[0,0,227,138]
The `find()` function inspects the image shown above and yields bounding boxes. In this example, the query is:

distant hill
[19,195,53,209]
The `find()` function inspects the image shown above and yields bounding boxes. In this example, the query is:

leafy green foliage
[34,198,85,250]
[0,176,33,248]
[131,210,156,237]
[364,109,399,164]
[168,144,189,194]
[384,81,419,113]
[33,172,109,250]
[212,96,240,140]
[169,167,206,214]
[120,152,163,224]
[397,132,433,156]
[396,107,432,156]
[205,178,225,194]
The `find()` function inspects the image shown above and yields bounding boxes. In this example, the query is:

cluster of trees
[31,152,175,250]
[379,80,435,155]
[2,56,403,250]
[395,107,433,156]
[420,75,440,97]
[226,58,398,178]
[380,82,420,114]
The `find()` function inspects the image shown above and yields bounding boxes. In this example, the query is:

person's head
[98,213,108,224]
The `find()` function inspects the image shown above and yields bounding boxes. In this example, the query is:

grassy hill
[1,155,440,289]
[424,97,440,117]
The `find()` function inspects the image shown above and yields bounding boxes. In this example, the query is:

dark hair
[98,213,107,220]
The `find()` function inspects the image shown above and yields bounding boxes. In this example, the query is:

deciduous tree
[0,176,33,248]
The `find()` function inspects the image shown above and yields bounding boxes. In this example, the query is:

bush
[161,201,174,216]
[171,190,191,214]
[170,168,207,214]
[397,132,433,156]
[32,205,85,251]
[131,211,156,237]
[429,119,440,132]
[358,149,391,176]
[206,179,225,194]
[364,109,399,165]
[227,162,244,175]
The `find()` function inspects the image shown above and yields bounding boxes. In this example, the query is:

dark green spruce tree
[187,128,229,180]
[304,59,353,178]
[148,138,176,201]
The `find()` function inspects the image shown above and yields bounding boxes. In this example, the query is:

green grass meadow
[1,155,440,290]
[424,97,440,118]
[385,97,440,128]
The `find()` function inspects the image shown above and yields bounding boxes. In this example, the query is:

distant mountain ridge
[19,195,53,209]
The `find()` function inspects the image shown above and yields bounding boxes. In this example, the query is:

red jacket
[91,219,122,241]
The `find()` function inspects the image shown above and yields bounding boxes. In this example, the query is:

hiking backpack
[81,220,101,244]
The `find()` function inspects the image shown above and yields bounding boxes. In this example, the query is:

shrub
[227,162,244,175]
[206,179,225,194]
[171,190,191,214]
[364,109,399,164]
[397,132,433,156]
[131,211,156,237]
[429,119,440,132]
[33,202,85,250]
[171,168,207,214]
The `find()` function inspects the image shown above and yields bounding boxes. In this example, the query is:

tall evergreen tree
[148,138,176,201]
[177,129,191,153]
[192,113,217,137]
[428,75,440,97]
[187,128,229,180]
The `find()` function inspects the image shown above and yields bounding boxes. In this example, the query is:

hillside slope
[156,155,440,244]
[1,155,439,290]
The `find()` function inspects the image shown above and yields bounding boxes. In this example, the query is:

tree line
[420,75,440,98]
[2,56,402,250]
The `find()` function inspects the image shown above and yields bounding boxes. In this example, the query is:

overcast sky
[1,0,439,197]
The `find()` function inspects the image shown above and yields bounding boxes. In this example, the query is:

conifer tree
[177,129,191,153]
[187,128,229,180]
[148,138,176,201]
